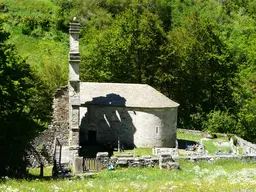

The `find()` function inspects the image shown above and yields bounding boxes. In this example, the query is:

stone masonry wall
[27,86,69,167]
[177,128,208,136]
[178,128,256,155]
[236,136,256,155]
[80,106,177,148]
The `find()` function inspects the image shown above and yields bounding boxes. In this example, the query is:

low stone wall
[95,153,159,169]
[175,154,256,162]
[113,156,159,168]
[100,154,256,170]
[178,128,256,155]
[236,136,256,155]
[177,128,208,136]
[152,147,178,157]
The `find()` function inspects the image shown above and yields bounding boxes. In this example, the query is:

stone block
[166,162,180,170]
[70,131,79,146]
[96,152,109,158]
[96,152,110,169]
[153,147,178,157]
[159,154,174,170]
[142,156,152,159]
[116,152,133,158]
[159,154,174,163]
[151,158,159,166]
[116,158,128,167]
[73,156,83,174]
[144,159,153,167]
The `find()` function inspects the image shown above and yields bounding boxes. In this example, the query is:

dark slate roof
[80,82,179,108]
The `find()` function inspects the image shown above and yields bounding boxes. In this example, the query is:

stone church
[66,17,179,164]
[30,18,179,170]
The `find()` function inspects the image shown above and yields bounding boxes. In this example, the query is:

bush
[202,110,236,134]
[0,21,52,177]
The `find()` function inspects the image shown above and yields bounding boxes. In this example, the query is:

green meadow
[1,159,256,192]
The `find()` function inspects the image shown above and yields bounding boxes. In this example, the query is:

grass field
[1,131,253,191]
[114,131,239,157]
[1,159,256,191]
[177,130,240,155]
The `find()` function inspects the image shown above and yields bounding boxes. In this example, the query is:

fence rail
[52,137,63,176]
[83,158,104,172]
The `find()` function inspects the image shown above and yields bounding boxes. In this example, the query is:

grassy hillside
[1,0,69,92]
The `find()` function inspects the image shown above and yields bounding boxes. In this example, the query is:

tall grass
[1,159,256,191]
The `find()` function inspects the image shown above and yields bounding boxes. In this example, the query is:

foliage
[2,0,69,92]
[202,110,236,134]
[80,1,166,85]
[1,0,256,142]
[0,20,52,177]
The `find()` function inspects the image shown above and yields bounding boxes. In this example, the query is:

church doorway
[88,130,97,144]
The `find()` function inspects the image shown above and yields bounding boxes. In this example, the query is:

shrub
[202,110,236,134]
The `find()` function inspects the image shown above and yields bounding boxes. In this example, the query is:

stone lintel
[71,127,80,131]
[69,31,80,34]
[69,53,80,60]
[68,80,80,84]
[69,60,81,63]
[70,21,80,25]
[69,145,80,150]
[69,78,80,82]
[70,98,80,105]
[69,61,80,66]
[71,104,80,108]
[69,52,80,55]
[69,22,80,33]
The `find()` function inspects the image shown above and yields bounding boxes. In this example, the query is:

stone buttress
[68,17,81,169]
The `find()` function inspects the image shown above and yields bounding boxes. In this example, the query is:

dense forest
[0,0,255,175]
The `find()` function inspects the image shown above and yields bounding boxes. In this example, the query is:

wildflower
[87,181,94,188]
[136,174,147,180]
[0,185,6,189]
[169,186,177,191]
[67,180,72,184]
[165,181,173,186]
[5,186,19,192]
[193,165,200,172]
[50,184,63,192]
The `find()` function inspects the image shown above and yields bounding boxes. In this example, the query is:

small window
[156,127,159,134]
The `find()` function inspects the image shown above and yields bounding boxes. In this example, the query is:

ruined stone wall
[178,129,256,155]
[236,136,256,155]
[28,86,69,167]
[177,128,208,136]
[51,86,69,146]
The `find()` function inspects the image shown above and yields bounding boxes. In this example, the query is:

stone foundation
[236,136,256,155]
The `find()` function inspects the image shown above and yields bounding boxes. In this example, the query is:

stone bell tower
[68,17,81,166]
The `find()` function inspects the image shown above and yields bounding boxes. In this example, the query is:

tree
[161,14,236,129]
[80,1,166,86]
[0,20,52,177]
